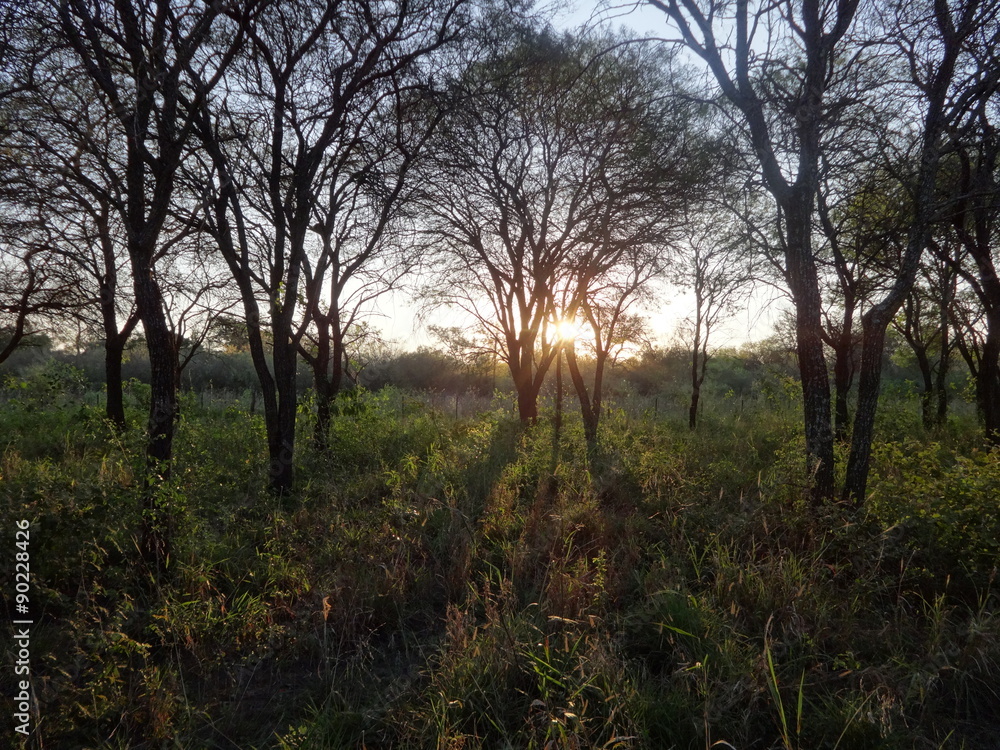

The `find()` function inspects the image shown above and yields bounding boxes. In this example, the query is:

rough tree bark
[652,0,861,500]
[843,0,993,503]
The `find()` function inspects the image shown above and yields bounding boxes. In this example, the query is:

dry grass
[0,387,997,748]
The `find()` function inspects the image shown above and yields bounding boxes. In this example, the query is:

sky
[553,0,671,36]
[377,1,786,355]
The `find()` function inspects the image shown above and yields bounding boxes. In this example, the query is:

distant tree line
[0,325,974,429]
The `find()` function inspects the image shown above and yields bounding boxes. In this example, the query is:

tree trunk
[591,355,605,444]
[934,279,952,426]
[554,349,563,440]
[270,332,298,494]
[688,322,702,431]
[132,252,178,577]
[796,321,835,498]
[200,136,283,493]
[309,324,346,452]
[105,336,127,431]
[832,325,855,441]
[511,351,540,423]
[516,384,539,423]
[564,344,598,446]
[310,317,333,452]
[844,311,894,503]
[913,344,934,429]
[245,310,282,488]
[689,348,708,432]
[313,371,332,451]
[785,195,836,500]
[688,388,701,432]
[97,218,133,431]
[934,362,949,425]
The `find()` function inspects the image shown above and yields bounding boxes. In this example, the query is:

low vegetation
[1,370,998,749]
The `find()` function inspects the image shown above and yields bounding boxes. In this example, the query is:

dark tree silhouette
[190,0,466,491]
[651,0,863,500]
[56,0,255,573]
[421,30,701,426]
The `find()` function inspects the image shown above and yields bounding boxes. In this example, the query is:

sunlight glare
[554,318,582,343]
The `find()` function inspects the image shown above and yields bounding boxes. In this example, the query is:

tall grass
[1,384,997,748]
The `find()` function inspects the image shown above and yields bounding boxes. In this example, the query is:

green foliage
[868,440,1000,580]
[2,358,89,406]
[2,387,998,748]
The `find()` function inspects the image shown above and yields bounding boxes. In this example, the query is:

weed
[1,389,997,747]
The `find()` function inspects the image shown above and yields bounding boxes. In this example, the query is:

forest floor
[1,385,999,748]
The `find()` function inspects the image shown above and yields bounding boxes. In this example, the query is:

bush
[2,386,998,748]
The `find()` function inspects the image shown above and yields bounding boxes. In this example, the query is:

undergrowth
[1,386,998,749]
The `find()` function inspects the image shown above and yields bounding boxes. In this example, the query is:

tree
[295,71,448,452]
[843,0,1000,502]
[816,153,909,440]
[0,247,76,364]
[891,257,958,427]
[421,28,702,426]
[11,49,235,429]
[56,0,254,572]
[670,212,753,430]
[191,0,467,491]
[947,276,990,393]
[562,246,659,444]
[936,93,1000,440]
[651,0,864,500]
[0,2,73,364]
[3,63,143,427]
[158,239,238,391]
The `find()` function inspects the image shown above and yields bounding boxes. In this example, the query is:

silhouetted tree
[669,213,753,430]
[651,0,864,499]
[191,0,467,490]
[421,29,702,425]
[56,0,255,573]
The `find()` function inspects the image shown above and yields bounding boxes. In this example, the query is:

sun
[554,317,583,343]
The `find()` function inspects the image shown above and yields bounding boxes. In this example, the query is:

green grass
[1,386,998,748]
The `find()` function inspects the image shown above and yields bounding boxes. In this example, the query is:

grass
[0,382,998,749]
